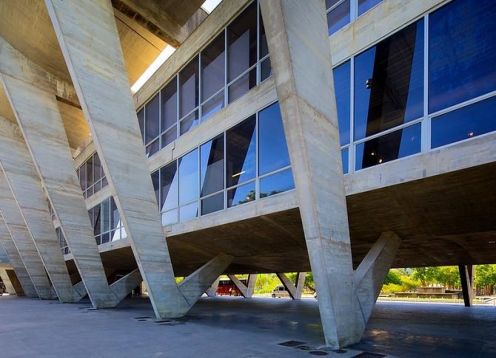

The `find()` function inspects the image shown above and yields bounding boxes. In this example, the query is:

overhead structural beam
[45,0,230,319]
[228,274,258,298]
[276,272,306,300]
[260,0,363,348]
[459,264,474,307]
[0,216,37,297]
[0,176,54,300]
[0,116,80,303]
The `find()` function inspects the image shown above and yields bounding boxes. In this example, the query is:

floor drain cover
[278,340,307,347]
[353,353,386,358]
[309,351,328,356]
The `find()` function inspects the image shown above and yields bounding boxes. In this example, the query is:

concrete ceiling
[0,0,206,150]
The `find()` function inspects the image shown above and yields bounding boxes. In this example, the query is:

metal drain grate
[352,352,386,358]
[278,340,307,347]
[309,351,329,356]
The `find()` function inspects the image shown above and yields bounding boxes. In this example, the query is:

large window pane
[110,198,120,232]
[179,57,199,118]
[227,2,257,82]
[151,170,160,208]
[429,0,496,113]
[200,134,224,197]
[162,209,178,226]
[202,92,224,121]
[180,202,198,222]
[431,96,496,149]
[86,156,93,189]
[92,205,101,237]
[179,149,198,205]
[93,154,102,183]
[333,61,351,145]
[161,80,177,132]
[258,103,290,175]
[355,123,421,170]
[260,169,294,198]
[354,20,424,140]
[259,9,269,59]
[341,148,349,174]
[327,0,350,36]
[201,192,224,215]
[228,67,256,103]
[358,0,382,16]
[79,162,87,191]
[179,109,199,135]
[137,109,144,143]
[145,94,160,143]
[101,199,110,234]
[201,32,225,101]
[160,162,179,212]
[227,181,255,208]
[226,116,256,187]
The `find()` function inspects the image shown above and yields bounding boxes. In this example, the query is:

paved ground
[0,295,494,357]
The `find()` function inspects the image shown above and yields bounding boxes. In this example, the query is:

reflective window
[341,148,349,174]
[327,0,350,36]
[77,152,107,198]
[200,135,224,197]
[227,181,255,208]
[179,58,199,119]
[226,116,256,187]
[358,0,382,16]
[137,109,144,141]
[354,20,424,140]
[145,94,160,156]
[260,169,294,198]
[333,61,351,146]
[160,162,178,212]
[89,197,124,245]
[429,0,496,113]
[180,202,198,222]
[161,80,177,148]
[355,124,421,170]
[179,149,199,205]
[431,96,496,149]
[179,109,199,135]
[201,192,224,215]
[201,32,225,101]
[258,103,290,175]
[151,170,160,207]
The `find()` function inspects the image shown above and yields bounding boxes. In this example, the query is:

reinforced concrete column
[206,277,220,297]
[459,265,474,307]
[0,176,53,299]
[0,216,36,297]
[45,0,189,317]
[260,0,362,347]
[0,117,78,302]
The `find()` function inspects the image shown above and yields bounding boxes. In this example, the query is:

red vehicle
[216,279,247,296]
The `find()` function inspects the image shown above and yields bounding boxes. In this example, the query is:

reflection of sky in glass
[333,61,351,146]
[200,135,224,197]
[341,148,349,174]
[226,118,256,187]
[260,169,294,198]
[179,149,198,205]
[258,103,290,175]
[228,181,255,207]
[358,0,382,16]
[161,163,179,212]
[180,202,198,222]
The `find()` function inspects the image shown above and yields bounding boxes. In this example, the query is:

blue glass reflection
[358,0,382,16]
[354,20,423,140]
[258,103,290,175]
[227,181,256,207]
[431,96,496,149]
[226,116,256,187]
[201,192,224,215]
[355,124,421,170]
[200,135,224,196]
[327,0,350,36]
[260,169,294,198]
[333,61,351,146]
[429,0,496,114]
[179,149,198,205]
[180,202,198,222]
[341,148,349,174]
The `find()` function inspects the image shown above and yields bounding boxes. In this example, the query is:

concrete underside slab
[0,295,494,357]
[72,162,496,276]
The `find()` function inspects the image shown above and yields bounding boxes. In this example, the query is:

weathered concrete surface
[228,274,258,298]
[0,267,15,294]
[205,277,220,297]
[0,74,117,308]
[0,216,36,297]
[459,265,474,307]
[260,0,362,347]
[0,115,79,302]
[276,272,306,300]
[354,232,401,323]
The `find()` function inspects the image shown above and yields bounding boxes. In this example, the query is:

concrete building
[0,0,494,348]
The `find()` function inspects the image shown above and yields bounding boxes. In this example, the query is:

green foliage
[412,266,460,288]
[254,273,281,294]
[384,270,402,285]
[475,264,496,288]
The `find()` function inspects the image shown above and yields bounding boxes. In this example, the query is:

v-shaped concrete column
[0,176,54,299]
[0,116,80,302]
[0,216,37,297]
[260,0,363,347]
[44,0,198,318]
[276,272,306,300]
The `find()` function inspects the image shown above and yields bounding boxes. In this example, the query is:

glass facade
[88,197,126,245]
[77,152,107,198]
[334,0,496,173]
[326,0,383,35]
[137,0,270,157]
[152,102,294,225]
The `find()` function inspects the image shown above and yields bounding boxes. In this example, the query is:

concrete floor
[0,295,494,358]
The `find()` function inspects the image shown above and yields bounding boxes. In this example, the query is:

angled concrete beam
[0,242,8,264]
[0,268,15,294]
[109,269,142,302]
[261,0,362,348]
[0,217,37,297]
[0,177,53,299]
[179,254,233,305]
[0,73,117,308]
[205,277,220,297]
[276,272,306,300]
[45,0,192,318]
[0,116,79,303]
[354,232,401,323]
[459,265,474,307]
[0,36,79,107]
[228,274,258,298]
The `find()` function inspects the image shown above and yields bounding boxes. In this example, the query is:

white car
[272,285,289,298]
